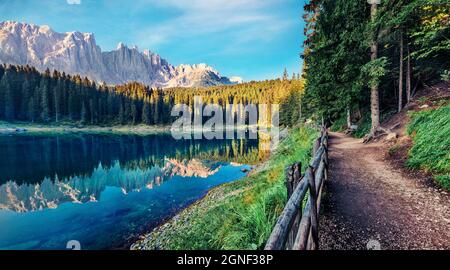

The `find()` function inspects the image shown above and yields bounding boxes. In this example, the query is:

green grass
[407,103,450,190]
[132,126,318,250]
[353,115,371,138]
[352,110,396,138]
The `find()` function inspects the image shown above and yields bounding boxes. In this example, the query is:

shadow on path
[319,132,450,250]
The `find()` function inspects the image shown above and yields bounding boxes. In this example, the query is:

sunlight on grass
[133,126,318,250]
[407,103,450,189]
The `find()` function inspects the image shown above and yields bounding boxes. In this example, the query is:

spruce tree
[131,100,138,125]
[282,68,289,80]
[68,91,74,121]
[40,78,50,122]
[2,74,14,120]
[81,101,87,124]
[54,78,63,122]
[142,99,151,125]
[28,97,36,122]
[20,78,31,120]
[118,100,125,125]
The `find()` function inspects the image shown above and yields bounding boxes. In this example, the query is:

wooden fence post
[265,127,328,251]
[285,165,294,199]
[286,162,302,249]
[293,162,302,190]
[307,165,319,250]
[285,162,302,202]
[313,137,321,156]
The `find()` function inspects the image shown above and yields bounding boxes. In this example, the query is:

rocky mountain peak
[0,21,241,88]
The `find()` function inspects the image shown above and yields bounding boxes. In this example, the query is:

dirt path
[319,132,450,250]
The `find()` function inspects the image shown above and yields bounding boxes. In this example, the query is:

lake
[0,133,263,250]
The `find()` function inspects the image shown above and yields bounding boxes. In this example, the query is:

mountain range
[0,21,241,88]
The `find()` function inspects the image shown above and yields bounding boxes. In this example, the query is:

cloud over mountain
[0,21,237,88]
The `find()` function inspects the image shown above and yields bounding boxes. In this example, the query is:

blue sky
[0,0,306,81]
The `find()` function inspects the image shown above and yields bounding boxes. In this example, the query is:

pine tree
[142,98,151,125]
[54,77,63,122]
[40,78,50,122]
[28,96,36,122]
[282,68,289,80]
[68,91,75,121]
[2,73,14,120]
[20,78,31,120]
[302,0,370,122]
[0,64,308,127]
[124,99,131,124]
[89,99,95,124]
[54,86,60,122]
[131,100,138,125]
[81,101,87,124]
[118,100,125,125]
[153,92,160,124]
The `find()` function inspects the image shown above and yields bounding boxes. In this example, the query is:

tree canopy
[0,64,304,127]
[301,0,449,128]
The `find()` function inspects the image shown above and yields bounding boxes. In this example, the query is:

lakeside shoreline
[130,164,262,251]
[0,121,172,136]
[131,126,318,250]
[0,121,279,136]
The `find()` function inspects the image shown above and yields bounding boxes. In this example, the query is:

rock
[419,104,429,109]
[15,128,27,132]
[241,168,250,173]
[279,128,289,139]
[385,133,397,141]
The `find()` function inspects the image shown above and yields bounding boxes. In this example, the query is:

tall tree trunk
[406,43,412,103]
[370,2,380,134]
[398,33,404,112]
[347,106,352,129]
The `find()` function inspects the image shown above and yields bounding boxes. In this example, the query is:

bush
[407,103,450,189]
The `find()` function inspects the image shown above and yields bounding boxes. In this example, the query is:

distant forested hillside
[0,64,303,126]
[301,0,449,135]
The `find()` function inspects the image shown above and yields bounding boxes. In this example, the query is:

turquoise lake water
[0,134,258,250]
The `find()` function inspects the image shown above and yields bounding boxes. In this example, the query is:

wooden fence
[265,127,329,250]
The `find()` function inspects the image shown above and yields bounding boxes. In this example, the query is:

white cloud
[67,0,81,5]
[135,0,291,48]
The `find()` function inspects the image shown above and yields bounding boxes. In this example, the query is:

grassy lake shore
[131,126,318,250]
[0,121,172,136]
[0,121,275,136]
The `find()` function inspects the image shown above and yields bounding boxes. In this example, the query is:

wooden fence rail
[265,127,329,250]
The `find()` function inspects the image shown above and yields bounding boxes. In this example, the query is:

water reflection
[0,133,266,249]
[0,159,223,213]
[0,133,263,185]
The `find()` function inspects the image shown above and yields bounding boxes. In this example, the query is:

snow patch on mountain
[0,21,240,88]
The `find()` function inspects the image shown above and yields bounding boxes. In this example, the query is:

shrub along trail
[319,132,450,250]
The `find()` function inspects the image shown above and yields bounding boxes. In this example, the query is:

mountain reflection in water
[0,133,266,249]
